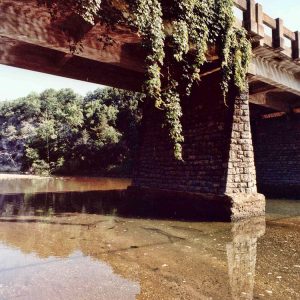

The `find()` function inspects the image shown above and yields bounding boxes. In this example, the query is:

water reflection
[0,245,140,300]
[0,190,126,218]
[227,217,266,300]
[0,176,299,299]
[0,175,131,194]
[0,195,268,300]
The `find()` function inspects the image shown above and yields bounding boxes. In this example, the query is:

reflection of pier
[227,217,266,300]
[0,197,279,299]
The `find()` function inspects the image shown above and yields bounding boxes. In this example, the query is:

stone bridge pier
[131,72,265,221]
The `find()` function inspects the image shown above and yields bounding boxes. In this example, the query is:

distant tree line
[0,88,143,175]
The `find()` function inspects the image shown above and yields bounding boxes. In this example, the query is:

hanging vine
[38,0,252,160]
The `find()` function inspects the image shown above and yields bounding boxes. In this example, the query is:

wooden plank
[249,56,300,96]
[0,0,144,73]
[283,47,292,58]
[293,31,300,60]
[244,0,258,35]
[256,3,264,39]
[263,13,276,29]
[283,27,296,41]
[234,0,247,11]
[0,36,144,91]
[263,35,272,48]
[273,18,285,50]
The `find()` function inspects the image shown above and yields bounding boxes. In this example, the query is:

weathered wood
[283,27,296,41]
[273,18,285,50]
[0,0,144,73]
[234,0,247,11]
[0,0,299,109]
[249,56,300,97]
[256,3,264,39]
[250,91,291,112]
[234,0,299,60]
[0,36,144,91]
[244,0,257,35]
[263,13,276,29]
[293,31,300,60]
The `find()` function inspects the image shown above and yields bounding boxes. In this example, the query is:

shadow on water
[0,190,146,219]
[0,189,236,222]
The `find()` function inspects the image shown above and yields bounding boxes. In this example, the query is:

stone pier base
[227,192,265,220]
[132,72,266,220]
[127,187,265,221]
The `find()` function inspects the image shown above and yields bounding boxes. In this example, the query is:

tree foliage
[37,0,251,160]
[0,88,142,175]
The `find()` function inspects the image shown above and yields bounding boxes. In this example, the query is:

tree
[0,87,143,175]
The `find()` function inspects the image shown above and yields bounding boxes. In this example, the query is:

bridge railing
[233,0,300,61]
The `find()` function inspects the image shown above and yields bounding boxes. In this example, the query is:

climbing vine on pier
[38,0,251,160]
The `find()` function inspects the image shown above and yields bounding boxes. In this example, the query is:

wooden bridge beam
[0,36,143,91]
[249,56,300,97]
[1,0,300,105]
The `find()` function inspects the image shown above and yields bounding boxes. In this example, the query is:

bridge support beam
[131,72,265,221]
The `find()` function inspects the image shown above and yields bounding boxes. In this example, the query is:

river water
[0,175,299,300]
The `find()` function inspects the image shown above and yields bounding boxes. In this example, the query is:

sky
[258,0,300,32]
[0,65,102,101]
[0,0,299,101]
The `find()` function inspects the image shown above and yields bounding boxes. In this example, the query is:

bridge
[1,0,299,220]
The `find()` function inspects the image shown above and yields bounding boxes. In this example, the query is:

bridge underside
[250,105,300,198]
[2,1,299,99]
[1,0,300,218]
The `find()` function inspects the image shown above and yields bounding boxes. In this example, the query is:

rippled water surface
[0,174,299,299]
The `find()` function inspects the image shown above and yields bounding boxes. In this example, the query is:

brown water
[0,175,299,300]
[0,175,131,194]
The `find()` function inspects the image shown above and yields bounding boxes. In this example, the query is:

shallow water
[0,175,299,300]
[0,174,131,194]
[0,246,139,300]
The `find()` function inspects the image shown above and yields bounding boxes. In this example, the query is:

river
[0,174,299,299]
